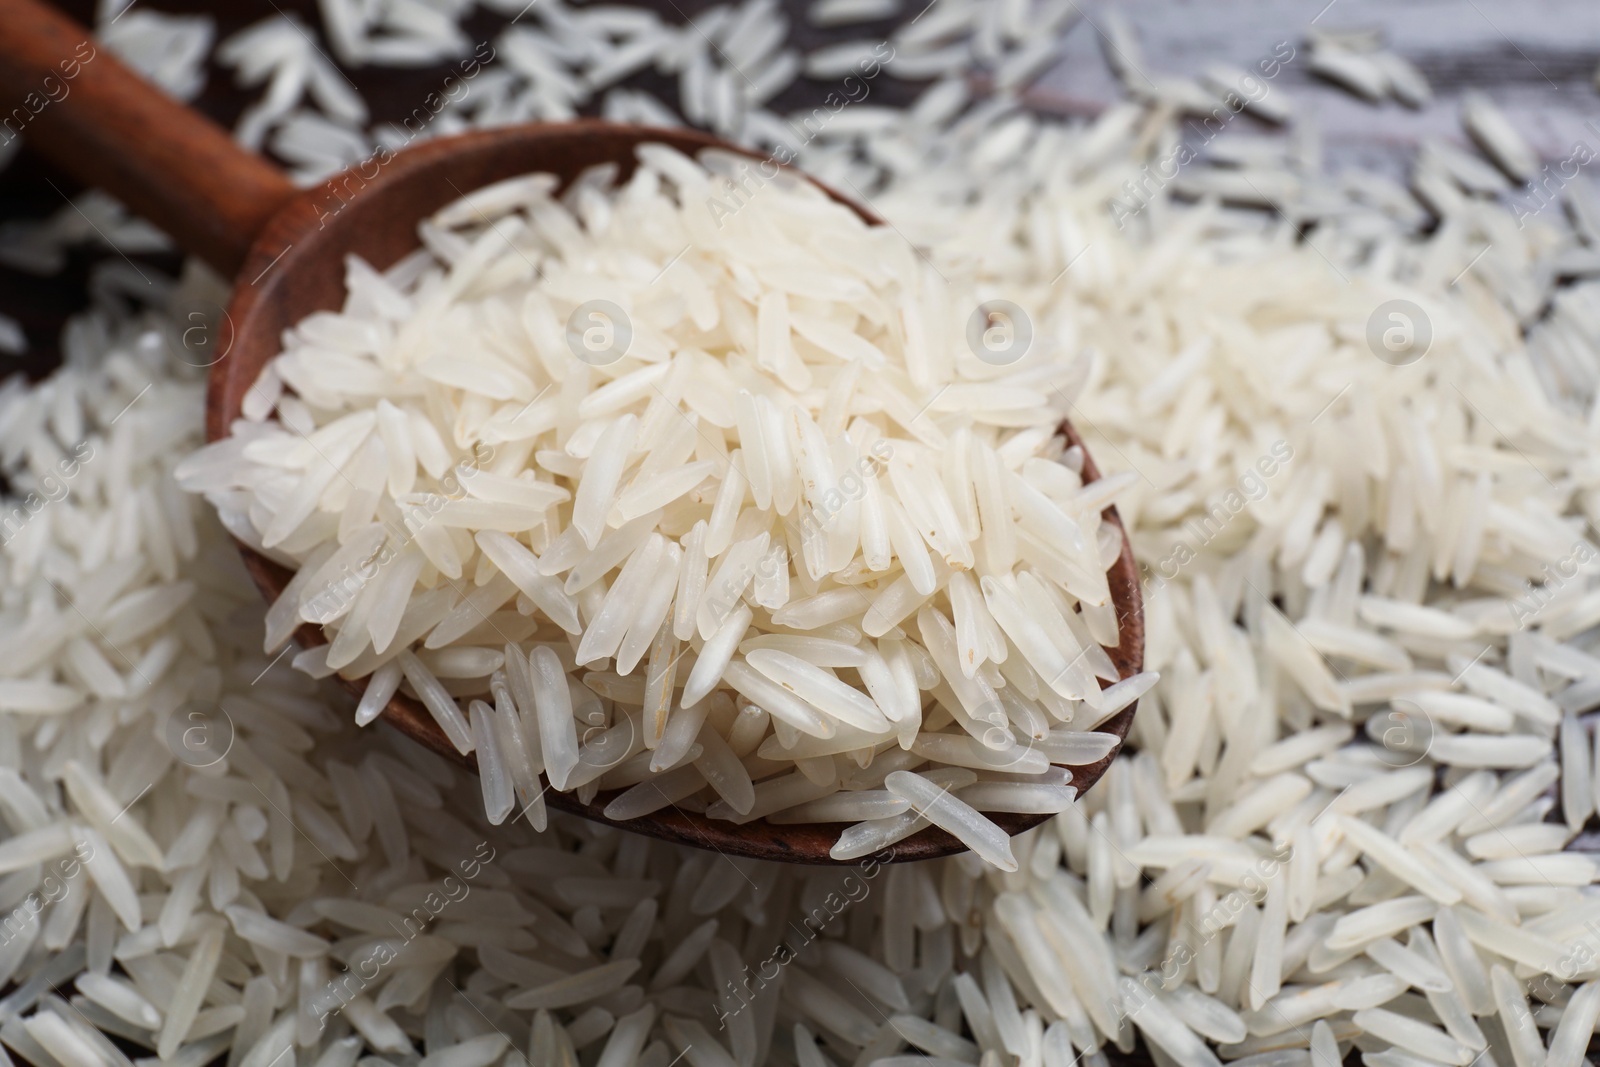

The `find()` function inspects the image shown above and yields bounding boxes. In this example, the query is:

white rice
[183,147,1140,851]
[5,0,1600,1064]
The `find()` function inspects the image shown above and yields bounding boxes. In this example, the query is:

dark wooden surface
[1026,0,1600,174]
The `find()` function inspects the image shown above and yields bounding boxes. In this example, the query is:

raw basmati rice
[182,142,1142,859]
[9,0,1600,1064]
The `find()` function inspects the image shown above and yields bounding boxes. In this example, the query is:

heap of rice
[178,150,1150,867]
[3,0,1600,1065]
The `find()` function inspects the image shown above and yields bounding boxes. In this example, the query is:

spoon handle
[0,0,295,276]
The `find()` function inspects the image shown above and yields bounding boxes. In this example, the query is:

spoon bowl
[1,0,1144,863]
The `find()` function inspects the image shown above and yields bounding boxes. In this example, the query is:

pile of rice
[3,0,1600,1065]
[178,144,1150,866]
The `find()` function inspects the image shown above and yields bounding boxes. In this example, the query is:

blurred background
[3,0,1598,379]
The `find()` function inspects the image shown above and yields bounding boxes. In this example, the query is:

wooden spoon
[0,0,1144,863]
